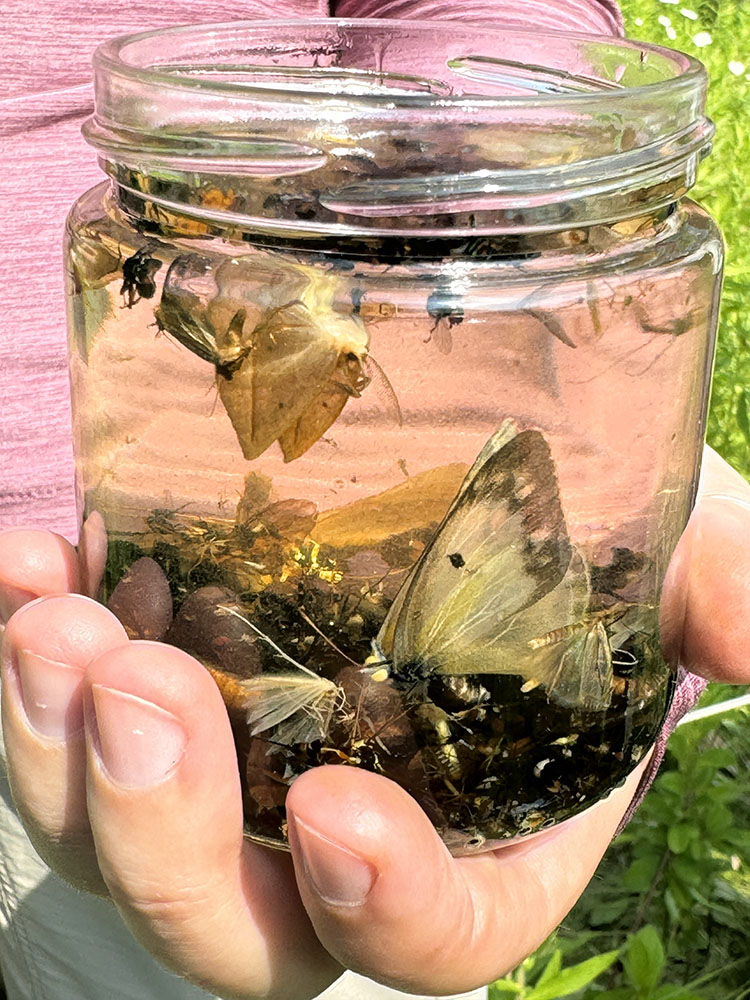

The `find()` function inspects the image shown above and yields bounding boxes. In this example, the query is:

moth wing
[219,302,343,461]
[278,342,369,461]
[430,546,592,682]
[239,674,339,744]
[277,386,349,461]
[543,621,614,711]
[385,429,573,674]
[376,420,522,661]
[459,419,520,498]
[156,256,219,365]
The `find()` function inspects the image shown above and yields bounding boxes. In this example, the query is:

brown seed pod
[107,557,173,640]
[165,587,262,679]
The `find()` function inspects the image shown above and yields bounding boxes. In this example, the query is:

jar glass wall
[66,20,722,854]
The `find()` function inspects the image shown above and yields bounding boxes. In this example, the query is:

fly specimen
[120,246,163,308]
[155,254,371,461]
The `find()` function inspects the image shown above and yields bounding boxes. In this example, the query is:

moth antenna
[365,355,403,427]
[297,607,361,667]
[216,605,318,676]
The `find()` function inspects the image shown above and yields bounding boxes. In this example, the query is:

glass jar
[65,19,722,855]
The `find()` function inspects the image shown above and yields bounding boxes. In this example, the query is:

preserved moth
[234,421,649,745]
[155,255,370,461]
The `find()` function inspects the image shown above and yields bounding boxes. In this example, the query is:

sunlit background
[620,0,749,480]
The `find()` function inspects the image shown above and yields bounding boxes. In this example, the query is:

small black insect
[448,552,465,569]
[121,247,162,308]
[426,287,464,330]
[425,286,464,354]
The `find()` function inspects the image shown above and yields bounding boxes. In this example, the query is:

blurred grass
[620,0,750,479]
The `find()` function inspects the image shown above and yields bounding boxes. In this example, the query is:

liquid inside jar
[67,188,720,852]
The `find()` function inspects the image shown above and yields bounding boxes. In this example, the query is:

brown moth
[155,256,370,462]
[218,296,370,462]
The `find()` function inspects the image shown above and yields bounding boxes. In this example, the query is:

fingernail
[288,815,377,907]
[89,684,187,789]
[15,648,85,741]
[0,586,38,625]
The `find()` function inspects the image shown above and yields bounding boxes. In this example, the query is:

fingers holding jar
[660,447,750,685]
[0,595,341,1000]
[1,594,126,894]
[0,442,749,999]
[79,641,341,1000]
[0,527,81,623]
[285,756,650,994]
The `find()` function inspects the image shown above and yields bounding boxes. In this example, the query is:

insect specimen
[367,420,636,711]
[154,255,371,462]
[425,284,464,354]
[227,421,647,749]
[120,246,163,308]
[217,605,343,744]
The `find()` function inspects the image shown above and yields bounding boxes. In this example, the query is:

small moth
[217,605,343,745]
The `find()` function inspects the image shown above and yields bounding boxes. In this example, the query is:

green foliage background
[618,0,749,476]
[490,4,749,998]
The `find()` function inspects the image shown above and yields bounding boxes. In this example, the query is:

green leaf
[535,950,563,988]
[657,772,686,796]
[696,748,737,770]
[525,951,620,1000]
[489,981,524,998]
[623,855,663,892]
[663,888,681,923]
[623,926,665,996]
[590,897,633,926]
[704,805,734,838]
[667,824,698,854]
[671,855,704,888]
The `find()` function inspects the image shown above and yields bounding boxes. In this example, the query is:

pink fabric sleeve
[0,0,702,827]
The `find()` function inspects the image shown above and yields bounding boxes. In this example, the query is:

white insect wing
[385,427,575,684]
[243,674,341,745]
[551,620,614,711]
[217,605,342,744]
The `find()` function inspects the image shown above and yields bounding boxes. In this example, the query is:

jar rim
[92,18,703,109]
[84,19,713,237]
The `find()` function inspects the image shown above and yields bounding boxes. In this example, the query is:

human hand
[1,449,749,1000]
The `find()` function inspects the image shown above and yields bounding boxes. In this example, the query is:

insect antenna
[296,607,361,667]
[217,604,316,675]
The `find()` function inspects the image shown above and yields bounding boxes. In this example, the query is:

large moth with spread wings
[229,421,642,747]
[155,254,370,462]
[370,420,631,710]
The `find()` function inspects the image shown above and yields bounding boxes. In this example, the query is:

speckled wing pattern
[377,423,617,710]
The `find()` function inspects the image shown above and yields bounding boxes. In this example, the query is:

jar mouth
[84,19,713,236]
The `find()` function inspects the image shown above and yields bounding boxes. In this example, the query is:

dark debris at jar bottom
[102,529,674,855]
[240,659,673,853]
